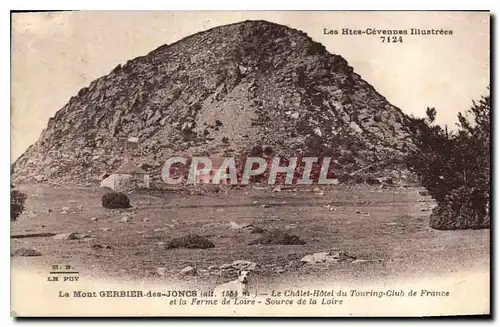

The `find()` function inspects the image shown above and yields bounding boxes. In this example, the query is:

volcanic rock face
[13,20,414,184]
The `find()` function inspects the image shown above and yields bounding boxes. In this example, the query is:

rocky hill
[12,20,415,185]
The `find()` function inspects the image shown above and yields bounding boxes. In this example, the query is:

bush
[166,234,215,249]
[101,192,131,209]
[430,187,489,230]
[248,230,306,245]
[11,189,27,221]
[406,90,490,230]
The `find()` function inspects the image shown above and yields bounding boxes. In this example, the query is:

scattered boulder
[219,260,257,271]
[91,244,112,249]
[179,266,198,276]
[274,267,285,274]
[90,217,98,221]
[419,190,429,196]
[53,233,79,240]
[116,215,132,223]
[250,226,265,234]
[11,248,42,257]
[272,186,281,192]
[248,230,305,245]
[301,250,356,264]
[166,234,215,249]
[301,252,329,263]
[263,216,281,222]
[101,192,131,209]
[285,260,305,270]
[242,224,255,231]
[53,233,90,240]
[231,260,257,271]
[157,267,167,276]
[351,259,383,265]
[230,221,255,230]
[219,263,232,269]
[229,221,244,229]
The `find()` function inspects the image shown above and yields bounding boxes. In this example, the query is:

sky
[11,11,490,160]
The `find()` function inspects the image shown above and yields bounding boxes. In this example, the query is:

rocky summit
[12,20,415,184]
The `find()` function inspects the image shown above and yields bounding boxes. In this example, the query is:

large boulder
[301,250,356,264]
[179,266,198,276]
[53,233,79,240]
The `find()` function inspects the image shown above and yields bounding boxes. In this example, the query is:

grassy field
[11,184,490,290]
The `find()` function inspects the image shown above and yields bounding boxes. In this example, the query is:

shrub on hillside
[101,192,131,209]
[11,189,27,221]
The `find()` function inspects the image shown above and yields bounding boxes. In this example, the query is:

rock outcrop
[12,20,414,184]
